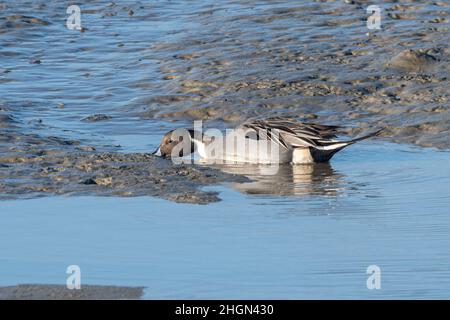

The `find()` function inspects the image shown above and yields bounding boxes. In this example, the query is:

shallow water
[1,142,449,299]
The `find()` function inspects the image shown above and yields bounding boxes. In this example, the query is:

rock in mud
[0,113,17,128]
[81,114,112,122]
[388,49,438,72]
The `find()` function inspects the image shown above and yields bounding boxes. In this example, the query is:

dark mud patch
[0,14,50,32]
[0,113,17,128]
[81,114,113,122]
[0,284,144,300]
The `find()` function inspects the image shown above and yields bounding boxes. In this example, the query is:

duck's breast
[292,148,315,164]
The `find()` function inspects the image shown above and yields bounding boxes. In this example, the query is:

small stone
[94,177,112,186]
[77,146,96,151]
[174,54,194,60]
[81,114,112,122]
[429,17,447,23]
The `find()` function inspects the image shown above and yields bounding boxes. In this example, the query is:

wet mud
[0,0,448,202]
[140,1,449,149]
[0,284,144,300]
[0,130,248,204]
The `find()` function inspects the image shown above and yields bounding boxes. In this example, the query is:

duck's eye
[168,139,173,144]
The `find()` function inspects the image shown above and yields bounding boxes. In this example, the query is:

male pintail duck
[153,117,382,164]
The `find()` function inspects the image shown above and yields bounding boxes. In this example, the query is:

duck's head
[153,129,197,159]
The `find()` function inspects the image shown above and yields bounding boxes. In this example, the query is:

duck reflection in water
[215,162,343,197]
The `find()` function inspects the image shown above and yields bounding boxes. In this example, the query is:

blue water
[1,142,449,299]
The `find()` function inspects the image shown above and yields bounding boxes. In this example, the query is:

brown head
[153,128,196,159]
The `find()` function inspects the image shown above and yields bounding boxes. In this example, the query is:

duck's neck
[187,129,204,141]
[187,129,207,158]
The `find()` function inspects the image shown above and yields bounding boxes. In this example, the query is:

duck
[153,117,382,164]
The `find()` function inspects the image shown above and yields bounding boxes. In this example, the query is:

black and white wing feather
[239,117,344,150]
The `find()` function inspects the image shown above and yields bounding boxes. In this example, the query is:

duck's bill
[152,147,162,157]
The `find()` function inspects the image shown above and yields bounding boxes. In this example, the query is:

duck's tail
[309,128,383,162]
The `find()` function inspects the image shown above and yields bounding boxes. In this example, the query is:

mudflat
[0,284,144,300]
